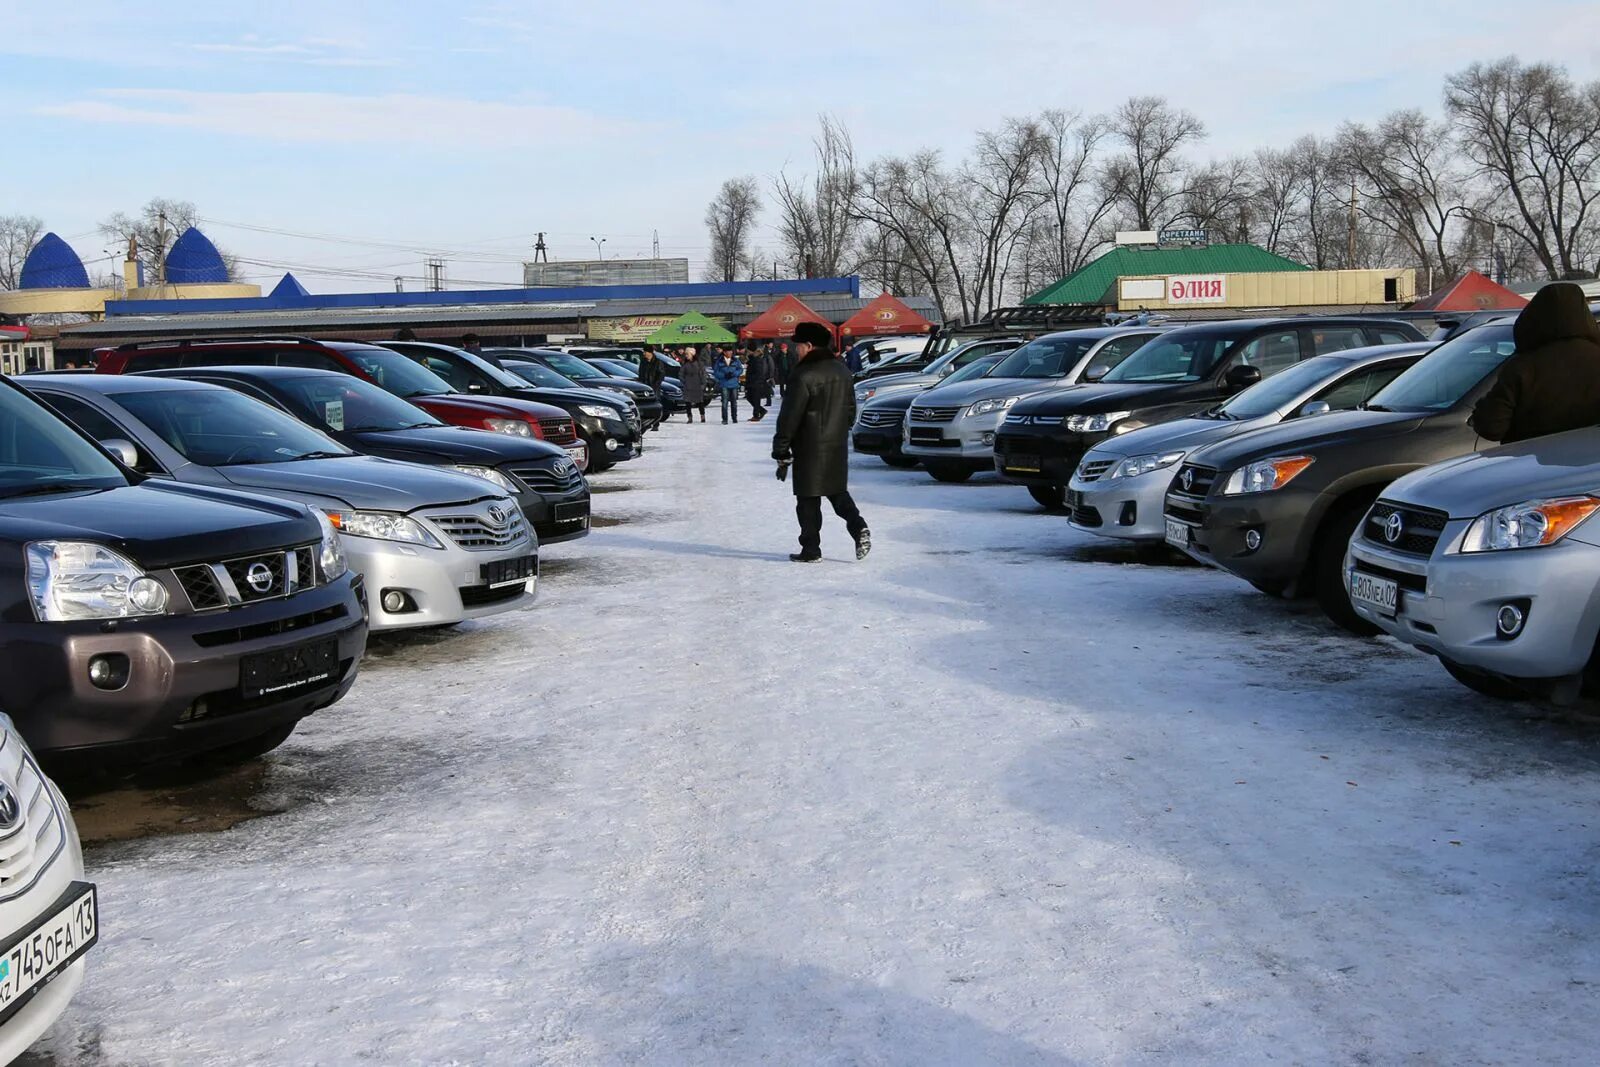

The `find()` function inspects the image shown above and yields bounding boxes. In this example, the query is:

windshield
[274,375,443,433]
[535,351,608,380]
[943,356,1003,385]
[0,386,127,496]
[1101,330,1247,383]
[112,388,353,466]
[989,335,1100,379]
[342,347,457,399]
[1217,356,1346,419]
[1366,324,1517,412]
[503,362,580,389]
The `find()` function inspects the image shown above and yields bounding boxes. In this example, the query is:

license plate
[1165,519,1192,548]
[553,501,589,523]
[1349,570,1399,615]
[241,638,338,700]
[481,555,537,589]
[909,429,943,444]
[0,882,97,1027]
[1007,453,1041,473]
[566,444,589,472]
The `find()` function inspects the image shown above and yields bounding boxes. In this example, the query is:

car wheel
[1028,485,1066,510]
[1312,500,1380,637]
[1441,659,1531,701]
[189,723,298,768]
[926,462,973,483]
[881,455,918,468]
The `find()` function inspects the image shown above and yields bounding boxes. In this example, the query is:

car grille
[511,463,586,494]
[1077,458,1116,483]
[430,509,529,550]
[857,409,905,429]
[459,583,528,608]
[1171,464,1219,499]
[910,405,961,423]
[1364,501,1450,557]
[1004,413,1064,426]
[1071,503,1103,527]
[538,418,577,445]
[173,544,320,611]
[0,732,65,904]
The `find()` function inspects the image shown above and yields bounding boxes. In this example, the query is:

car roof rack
[112,335,326,351]
[975,305,1111,331]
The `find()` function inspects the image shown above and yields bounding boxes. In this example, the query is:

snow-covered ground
[27,418,1600,1065]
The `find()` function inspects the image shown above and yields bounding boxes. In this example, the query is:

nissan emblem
[246,562,275,593]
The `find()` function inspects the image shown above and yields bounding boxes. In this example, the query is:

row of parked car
[853,294,1600,705]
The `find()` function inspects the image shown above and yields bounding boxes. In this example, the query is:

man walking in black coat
[772,322,871,563]
[637,344,667,429]
[1472,282,1600,443]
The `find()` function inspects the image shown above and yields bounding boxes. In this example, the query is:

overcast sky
[7,1,1599,292]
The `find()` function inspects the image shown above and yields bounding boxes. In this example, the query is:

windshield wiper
[0,481,107,499]
[294,451,352,460]
[1362,403,1390,412]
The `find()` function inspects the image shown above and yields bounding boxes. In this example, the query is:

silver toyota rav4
[1346,426,1600,702]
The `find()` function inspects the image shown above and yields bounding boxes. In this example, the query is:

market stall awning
[738,296,836,341]
[1408,270,1528,312]
[646,311,737,346]
[838,293,933,337]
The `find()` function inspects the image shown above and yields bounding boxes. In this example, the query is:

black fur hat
[792,321,833,348]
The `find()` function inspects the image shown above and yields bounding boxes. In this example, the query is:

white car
[0,717,94,1061]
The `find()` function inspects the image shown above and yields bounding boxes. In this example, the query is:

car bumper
[346,536,537,632]
[1066,469,1173,541]
[1165,485,1320,587]
[852,428,906,457]
[0,828,89,1064]
[1347,534,1600,679]
[903,415,1001,463]
[993,429,1095,487]
[580,419,640,464]
[0,576,368,765]
[516,486,591,545]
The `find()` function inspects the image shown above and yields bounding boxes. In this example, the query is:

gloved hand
[773,449,792,482]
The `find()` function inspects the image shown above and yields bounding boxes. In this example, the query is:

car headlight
[25,541,170,621]
[967,396,1020,417]
[857,388,876,402]
[1066,410,1132,433]
[325,511,445,549]
[312,509,348,581]
[579,404,621,420]
[452,464,518,493]
[484,418,533,437]
[1111,450,1187,480]
[1220,455,1315,495]
[1459,496,1600,552]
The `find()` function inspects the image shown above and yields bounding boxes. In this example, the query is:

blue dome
[164,227,229,284]
[18,233,91,290]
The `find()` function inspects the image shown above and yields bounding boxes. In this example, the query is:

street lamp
[590,237,607,261]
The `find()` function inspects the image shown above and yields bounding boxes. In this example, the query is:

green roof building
[1025,243,1308,306]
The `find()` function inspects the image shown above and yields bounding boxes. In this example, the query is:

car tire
[1028,485,1066,510]
[1312,499,1380,637]
[881,455,918,469]
[926,462,973,483]
[1441,659,1531,701]
[189,723,298,768]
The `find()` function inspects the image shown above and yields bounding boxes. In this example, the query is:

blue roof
[269,272,310,299]
[164,227,229,284]
[18,233,91,289]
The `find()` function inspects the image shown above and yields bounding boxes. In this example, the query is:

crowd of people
[664,341,794,424]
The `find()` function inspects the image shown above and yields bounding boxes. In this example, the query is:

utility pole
[652,229,660,259]
[154,211,171,286]
[394,276,404,293]
[424,258,445,292]
[532,232,549,263]
[1346,181,1359,268]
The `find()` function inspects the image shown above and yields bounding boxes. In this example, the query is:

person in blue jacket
[710,346,746,424]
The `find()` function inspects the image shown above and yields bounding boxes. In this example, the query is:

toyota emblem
[1384,511,1405,544]
[487,503,510,527]
[0,780,20,830]
[1180,468,1194,492]
[245,562,274,593]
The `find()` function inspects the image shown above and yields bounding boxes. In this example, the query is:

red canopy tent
[739,296,837,344]
[1408,271,1528,313]
[839,293,934,339]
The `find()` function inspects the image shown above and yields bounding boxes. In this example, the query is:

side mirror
[467,381,485,393]
[1297,400,1332,418]
[1224,364,1263,391]
[1083,364,1111,383]
[101,438,140,468]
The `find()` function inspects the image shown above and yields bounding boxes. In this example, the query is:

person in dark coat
[772,342,792,398]
[1472,282,1600,444]
[772,322,871,563]
[744,346,775,422]
[710,347,746,423]
[638,344,668,427]
[679,347,709,422]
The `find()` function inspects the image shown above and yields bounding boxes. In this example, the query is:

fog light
[87,653,130,691]
[380,589,416,615]
[606,437,619,451]
[981,431,995,445]
[1496,602,1527,638]
[1119,502,1137,527]
[1244,529,1263,551]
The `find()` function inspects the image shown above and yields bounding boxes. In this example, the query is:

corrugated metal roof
[1024,244,1309,306]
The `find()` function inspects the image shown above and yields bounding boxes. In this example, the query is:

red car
[95,337,590,470]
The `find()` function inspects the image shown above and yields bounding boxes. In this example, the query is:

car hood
[865,371,938,391]
[409,393,566,420]
[1085,415,1261,461]
[348,425,563,465]
[1187,408,1426,470]
[1382,427,1600,518]
[1014,381,1187,414]
[0,481,318,569]
[861,379,932,403]
[862,391,920,414]
[918,377,1061,405]
[215,454,502,512]
[512,386,627,411]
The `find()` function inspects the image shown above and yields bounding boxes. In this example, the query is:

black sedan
[140,366,592,544]
[485,347,663,430]
[580,357,685,416]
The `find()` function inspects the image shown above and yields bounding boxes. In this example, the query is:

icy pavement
[28,419,1600,1065]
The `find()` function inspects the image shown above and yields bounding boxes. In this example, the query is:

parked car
[94,338,589,470]
[487,347,663,431]
[138,367,592,545]
[0,712,96,1060]
[580,357,686,414]
[996,317,1426,508]
[1068,343,1430,538]
[853,354,1009,468]
[903,326,1168,485]
[1346,427,1600,701]
[850,337,931,378]
[1163,319,1520,633]
[24,375,538,633]
[855,337,1022,405]
[384,342,641,473]
[0,375,366,768]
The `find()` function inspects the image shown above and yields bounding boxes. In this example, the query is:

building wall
[524,259,690,288]
[1117,269,1415,311]
[0,340,54,374]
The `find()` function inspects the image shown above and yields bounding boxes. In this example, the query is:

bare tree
[1179,156,1257,242]
[703,177,762,283]
[0,215,45,291]
[773,115,860,278]
[965,118,1046,315]
[1337,110,1473,278]
[1446,57,1600,279]
[853,152,969,322]
[1103,96,1206,229]
[99,198,200,285]
[1033,109,1118,281]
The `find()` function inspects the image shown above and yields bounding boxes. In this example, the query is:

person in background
[462,332,483,354]
[772,342,792,399]
[638,344,667,430]
[679,347,709,422]
[744,344,775,423]
[711,345,746,423]
[394,327,418,341]
[1471,281,1600,443]
[844,337,864,374]
[772,322,870,563]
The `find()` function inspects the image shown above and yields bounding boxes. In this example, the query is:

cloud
[187,35,394,66]
[37,89,657,148]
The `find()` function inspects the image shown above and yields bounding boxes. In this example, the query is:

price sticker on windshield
[324,401,345,430]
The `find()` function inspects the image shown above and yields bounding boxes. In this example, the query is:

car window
[1216,356,1344,419]
[34,392,164,473]
[124,352,183,371]
[1102,331,1247,383]
[180,350,273,368]
[110,387,353,466]
[1234,330,1303,376]
[0,387,129,493]
[1086,333,1156,376]
[1376,329,1415,345]
[1310,362,1413,411]
[1309,327,1368,355]
[1367,324,1517,412]
[418,356,478,392]
[275,375,440,432]
[275,349,343,371]
[344,347,455,398]
[988,335,1100,379]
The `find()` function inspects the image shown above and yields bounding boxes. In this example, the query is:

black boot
[854,528,872,561]
[789,551,821,563]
